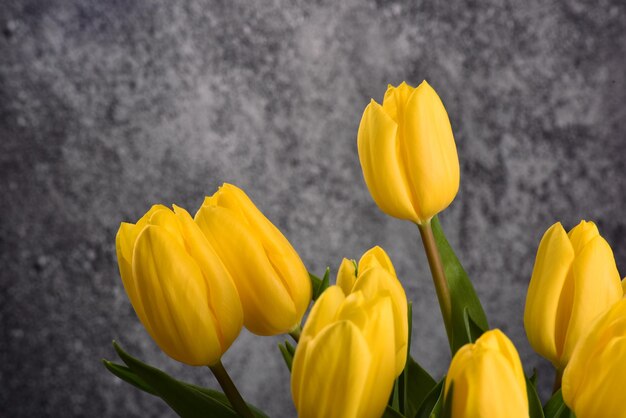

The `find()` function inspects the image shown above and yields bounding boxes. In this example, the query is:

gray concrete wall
[1,0,625,416]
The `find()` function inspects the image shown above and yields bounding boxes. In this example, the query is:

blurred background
[1,0,625,416]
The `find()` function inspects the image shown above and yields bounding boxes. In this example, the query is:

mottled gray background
[1,0,625,416]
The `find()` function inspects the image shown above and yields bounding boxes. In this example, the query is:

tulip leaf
[383,406,406,418]
[440,383,453,418]
[526,375,545,418]
[414,378,445,418]
[431,216,489,353]
[106,341,269,418]
[462,307,485,344]
[278,341,295,372]
[103,360,159,396]
[400,302,437,418]
[404,356,437,418]
[543,389,574,418]
[390,379,401,411]
[309,267,330,301]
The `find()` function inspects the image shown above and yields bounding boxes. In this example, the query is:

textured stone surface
[1,0,625,416]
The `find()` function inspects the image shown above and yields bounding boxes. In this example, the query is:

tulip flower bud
[194,183,311,336]
[115,205,243,366]
[562,298,626,417]
[444,329,528,418]
[357,81,460,224]
[291,286,396,418]
[336,246,408,376]
[524,221,622,369]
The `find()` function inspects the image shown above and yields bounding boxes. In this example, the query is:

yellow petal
[567,220,599,255]
[622,277,626,295]
[173,205,243,352]
[132,225,222,366]
[476,330,527,397]
[560,235,622,365]
[336,258,357,295]
[145,206,185,248]
[292,321,371,418]
[357,100,418,222]
[300,286,346,343]
[382,81,415,126]
[353,294,397,418]
[353,267,408,376]
[358,246,397,278]
[563,299,626,417]
[402,81,460,222]
[115,223,151,334]
[524,222,574,364]
[202,184,311,327]
[445,330,528,418]
[195,205,297,335]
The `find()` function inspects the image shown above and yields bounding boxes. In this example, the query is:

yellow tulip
[444,329,528,418]
[115,204,243,366]
[524,221,622,369]
[336,246,408,375]
[357,81,460,224]
[291,286,396,418]
[562,298,626,418]
[194,183,311,336]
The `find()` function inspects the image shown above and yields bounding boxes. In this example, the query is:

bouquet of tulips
[104,81,626,418]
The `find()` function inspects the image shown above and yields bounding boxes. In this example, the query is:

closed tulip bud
[524,221,622,369]
[562,298,626,418]
[115,205,243,366]
[194,183,311,336]
[336,246,408,375]
[291,286,396,418]
[444,329,528,418]
[357,81,460,224]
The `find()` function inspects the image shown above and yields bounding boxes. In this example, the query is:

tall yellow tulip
[562,298,626,418]
[291,286,396,418]
[357,81,459,224]
[115,204,243,366]
[194,183,311,336]
[336,246,408,375]
[444,329,528,418]
[524,221,622,369]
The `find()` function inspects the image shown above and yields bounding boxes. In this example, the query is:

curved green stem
[209,361,254,418]
[289,325,302,343]
[418,220,453,348]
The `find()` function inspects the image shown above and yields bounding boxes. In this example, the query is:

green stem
[418,220,453,347]
[552,369,562,394]
[209,361,254,418]
[289,325,302,343]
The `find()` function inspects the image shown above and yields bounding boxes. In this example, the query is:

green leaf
[415,379,445,418]
[440,383,453,418]
[543,389,575,418]
[278,341,295,372]
[462,307,485,344]
[526,375,545,418]
[309,267,330,301]
[431,216,489,353]
[383,406,406,418]
[107,341,268,418]
[404,356,437,418]
[390,378,401,411]
[398,300,437,418]
[102,360,159,396]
